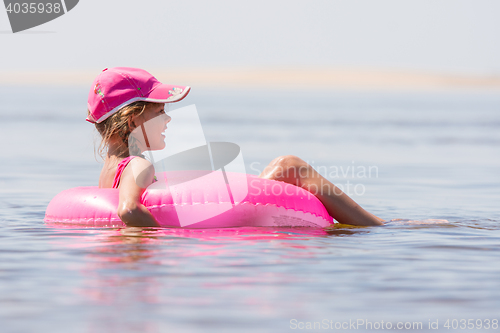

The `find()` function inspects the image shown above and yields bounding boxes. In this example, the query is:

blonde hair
[94,101,154,158]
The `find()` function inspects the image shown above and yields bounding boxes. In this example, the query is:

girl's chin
[152,142,166,150]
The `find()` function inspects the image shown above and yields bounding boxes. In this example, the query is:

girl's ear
[128,114,138,131]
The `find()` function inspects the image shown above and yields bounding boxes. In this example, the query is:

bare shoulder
[122,157,155,189]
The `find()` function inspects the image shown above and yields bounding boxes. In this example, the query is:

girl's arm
[117,158,160,227]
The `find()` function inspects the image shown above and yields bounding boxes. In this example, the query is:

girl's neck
[106,136,129,160]
[105,135,144,161]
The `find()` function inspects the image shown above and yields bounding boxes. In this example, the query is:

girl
[88,67,384,227]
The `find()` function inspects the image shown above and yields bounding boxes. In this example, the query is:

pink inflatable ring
[45,171,334,228]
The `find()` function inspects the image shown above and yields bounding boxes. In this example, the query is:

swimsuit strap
[112,156,136,189]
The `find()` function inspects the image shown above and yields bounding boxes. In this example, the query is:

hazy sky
[1,0,499,75]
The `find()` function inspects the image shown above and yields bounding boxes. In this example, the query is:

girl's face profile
[130,103,171,152]
[142,103,169,124]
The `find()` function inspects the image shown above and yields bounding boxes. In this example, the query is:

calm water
[1,85,499,332]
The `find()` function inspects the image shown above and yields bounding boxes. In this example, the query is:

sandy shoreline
[1,68,499,91]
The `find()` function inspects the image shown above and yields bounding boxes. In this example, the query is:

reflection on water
[3,211,500,332]
[12,221,490,332]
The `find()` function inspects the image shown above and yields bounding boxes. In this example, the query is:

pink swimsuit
[111,156,136,189]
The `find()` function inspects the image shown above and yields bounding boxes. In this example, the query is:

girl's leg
[258,155,384,226]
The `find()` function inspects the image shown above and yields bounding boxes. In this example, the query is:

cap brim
[146,84,191,103]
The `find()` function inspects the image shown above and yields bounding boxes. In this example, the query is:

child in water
[87,67,384,227]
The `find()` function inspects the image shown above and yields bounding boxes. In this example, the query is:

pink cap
[86,67,191,123]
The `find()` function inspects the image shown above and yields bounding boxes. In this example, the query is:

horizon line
[1,67,499,91]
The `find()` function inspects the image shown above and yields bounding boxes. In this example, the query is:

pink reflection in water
[43,225,335,330]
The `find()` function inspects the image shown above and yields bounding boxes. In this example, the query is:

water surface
[1,86,499,332]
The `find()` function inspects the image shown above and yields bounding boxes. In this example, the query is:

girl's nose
[158,113,171,124]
